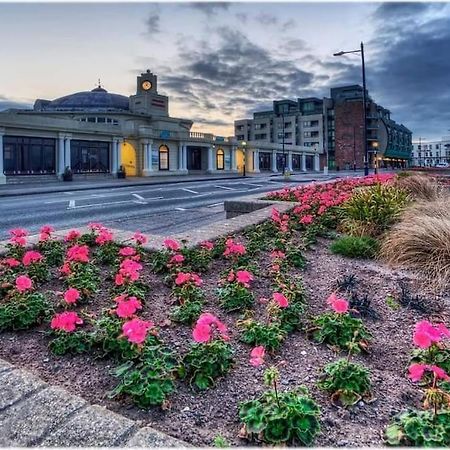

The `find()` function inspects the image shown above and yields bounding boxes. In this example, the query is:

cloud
[0,95,32,111]
[280,38,308,53]
[255,12,278,26]
[189,2,230,17]
[235,12,248,23]
[145,12,160,34]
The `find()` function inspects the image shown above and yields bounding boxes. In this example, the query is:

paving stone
[0,386,86,446]
[40,404,135,447]
[0,368,46,411]
[125,426,191,447]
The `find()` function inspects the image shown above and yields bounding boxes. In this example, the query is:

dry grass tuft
[380,196,450,291]
[394,174,444,201]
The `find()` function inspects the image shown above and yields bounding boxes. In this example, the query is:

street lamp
[372,141,379,174]
[334,42,369,176]
[241,141,247,177]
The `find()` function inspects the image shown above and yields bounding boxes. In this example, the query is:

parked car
[435,163,449,168]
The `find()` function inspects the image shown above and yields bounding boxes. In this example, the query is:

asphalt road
[0,177,307,239]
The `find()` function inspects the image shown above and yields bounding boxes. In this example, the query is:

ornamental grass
[380,195,450,291]
[394,174,445,201]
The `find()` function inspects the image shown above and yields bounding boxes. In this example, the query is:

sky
[0,1,449,141]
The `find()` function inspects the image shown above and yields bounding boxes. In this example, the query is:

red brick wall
[334,101,365,169]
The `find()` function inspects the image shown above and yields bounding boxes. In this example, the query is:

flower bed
[1,175,449,447]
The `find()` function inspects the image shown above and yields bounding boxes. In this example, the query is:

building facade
[235,85,413,171]
[0,71,240,184]
[411,137,450,167]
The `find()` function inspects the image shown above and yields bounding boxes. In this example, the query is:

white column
[0,130,5,184]
[182,144,187,170]
[314,153,320,172]
[271,150,277,172]
[142,140,153,176]
[301,153,306,172]
[207,146,214,172]
[287,151,293,172]
[64,137,71,170]
[253,149,260,173]
[231,146,237,171]
[111,139,119,174]
[57,135,65,177]
[178,142,185,171]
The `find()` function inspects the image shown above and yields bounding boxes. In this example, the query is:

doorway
[120,142,137,176]
[187,147,202,170]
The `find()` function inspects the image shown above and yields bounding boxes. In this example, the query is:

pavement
[0,172,351,240]
[0,358,189,447]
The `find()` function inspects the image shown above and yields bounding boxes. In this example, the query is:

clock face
[141,80,152,91]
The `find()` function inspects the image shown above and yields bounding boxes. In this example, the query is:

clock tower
[129,70,169,116]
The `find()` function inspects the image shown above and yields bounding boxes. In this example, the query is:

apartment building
[412,137,450,166]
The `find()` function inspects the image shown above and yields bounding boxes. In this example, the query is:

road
[0,177,311,239]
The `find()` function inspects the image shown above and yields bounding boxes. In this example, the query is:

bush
[340,184,410,237]
[381,196,450,291]
[318,358,371,406]
[239,320,287,352]
[395,174,445,201]
[385,409,450,446]
[49,330,93,355]
[239,387,321,445]
[330,235,379,259]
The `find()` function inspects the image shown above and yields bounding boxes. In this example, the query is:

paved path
[0,358,189,447]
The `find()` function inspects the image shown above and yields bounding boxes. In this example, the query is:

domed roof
[36,87,129,111]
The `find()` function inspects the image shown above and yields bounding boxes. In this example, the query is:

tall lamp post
[334,42,369,176]
[241,141,247,177]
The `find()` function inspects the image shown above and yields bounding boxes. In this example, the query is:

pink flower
[95,229,113,245]
[250,346,266,367]
[193,313,229,343]
[15,275,32,293]
[88,222,104,231]
[273,292,289,308]
[169,254,185,265]
[300,215,314,225]
[119,247,136,257]
[133,232,148,245]
[63,288,81,304]
[66,245,89,263]
[270,250,286,259]
[51,311,83,332]
[22,251,43,266]
[65,230,81,241]
[164,239,180,251]
[115,296,142,318]
[175,272,191,285]
[4,258,20,268]
[408,363,427,382]
[10,236,26,246]
[235,270,253,287]
[223,238,246,257]
[327,292,349,314]
[413,320,450,349]
[200,241,214,251]
[60,263,71,276]
[40,225,54,235]
[122,318,153,345]
[9,228,27,238]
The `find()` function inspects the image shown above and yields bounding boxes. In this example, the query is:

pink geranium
[65,230,81,241]
[66,245,90,263]
[51,311,83,332]
[115,296,142,318]
[88,222,104,231]
[119,247,136,257]
[235,270,253,287]
[413,320,450,349]
[408,363,450,382]
[164,239,181,251]
[193,313,229,343]
[22,250,43,266]
[116,258,143,283]
[200,241,214,251]
[39,225,54,242]
[133,232,147,245]
[223,238,246,257]
[250,346,266,367]
[273,292,289,308]
[270,250,286,260]
[327,292,349,314]
[300,215,314,225]
[169,254,185,265]
[63,288,81,305]
[175,272,202,286]
[122,318,154,345]
[4,258,20,268]
[15,275,32,293]
[95,228,114,245]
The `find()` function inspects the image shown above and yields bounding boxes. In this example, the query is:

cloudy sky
[0,2,449,140]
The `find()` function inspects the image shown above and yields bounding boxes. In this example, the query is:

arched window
[216,148,224,170]
[159,145,169,170]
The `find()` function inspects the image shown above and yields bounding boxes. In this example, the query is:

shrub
[66,262,100,296]
[385,409,450,446]
[0,292,51,331]
[395,174,444,201]
[239,386,320,445]
[380,196,450,291]
[109,341,179,407]
[171,300,203,324]
[36,240,65,267]
[318,358,371,406]
[330,235,379,259]
[217,278,254,312]
[340,183,410,237]
[49,330,93,355]
[239,319,287,352]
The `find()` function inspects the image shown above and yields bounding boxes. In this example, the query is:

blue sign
[160,130,170,139]
[215,136,225,142]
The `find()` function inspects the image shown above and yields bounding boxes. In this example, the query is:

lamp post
[334,42,369,176]
[282,113,286,175]
[372,141,379,174]
[241,141,247,177]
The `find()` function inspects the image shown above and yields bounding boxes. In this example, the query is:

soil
[0,236,449,447]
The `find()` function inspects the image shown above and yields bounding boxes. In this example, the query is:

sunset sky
[1,2,449,140]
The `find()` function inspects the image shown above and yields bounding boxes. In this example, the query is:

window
[159,145,169,170]
[254,123,267,130]
[216,149,224,170]
[254,133,267,140]
[71,140,110,173]
[236,135,245,141]
[3,136,56,175]
[304,131,319,138]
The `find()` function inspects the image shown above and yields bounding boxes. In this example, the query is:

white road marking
[207,202,224,208]
[68,200,75,209]
[63,192,74,195]
[175,207,186,211]
[67,199,131,210]
[215,185,235,190]
[132,193,146,202]
[181,187,199,194]
[245,183,264,187]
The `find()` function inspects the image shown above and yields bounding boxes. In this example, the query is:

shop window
[159,145,169,170]
[216,149,224,170]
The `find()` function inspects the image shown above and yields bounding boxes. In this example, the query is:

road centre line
[207,202,223,208]
[132,193,146,201]
[67,199,133,210]
[175,207,186,211]
[215,185,235,190]
[181,187,199,194]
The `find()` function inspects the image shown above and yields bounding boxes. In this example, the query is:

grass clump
[395,174,444,201]
[330,235,379,259]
